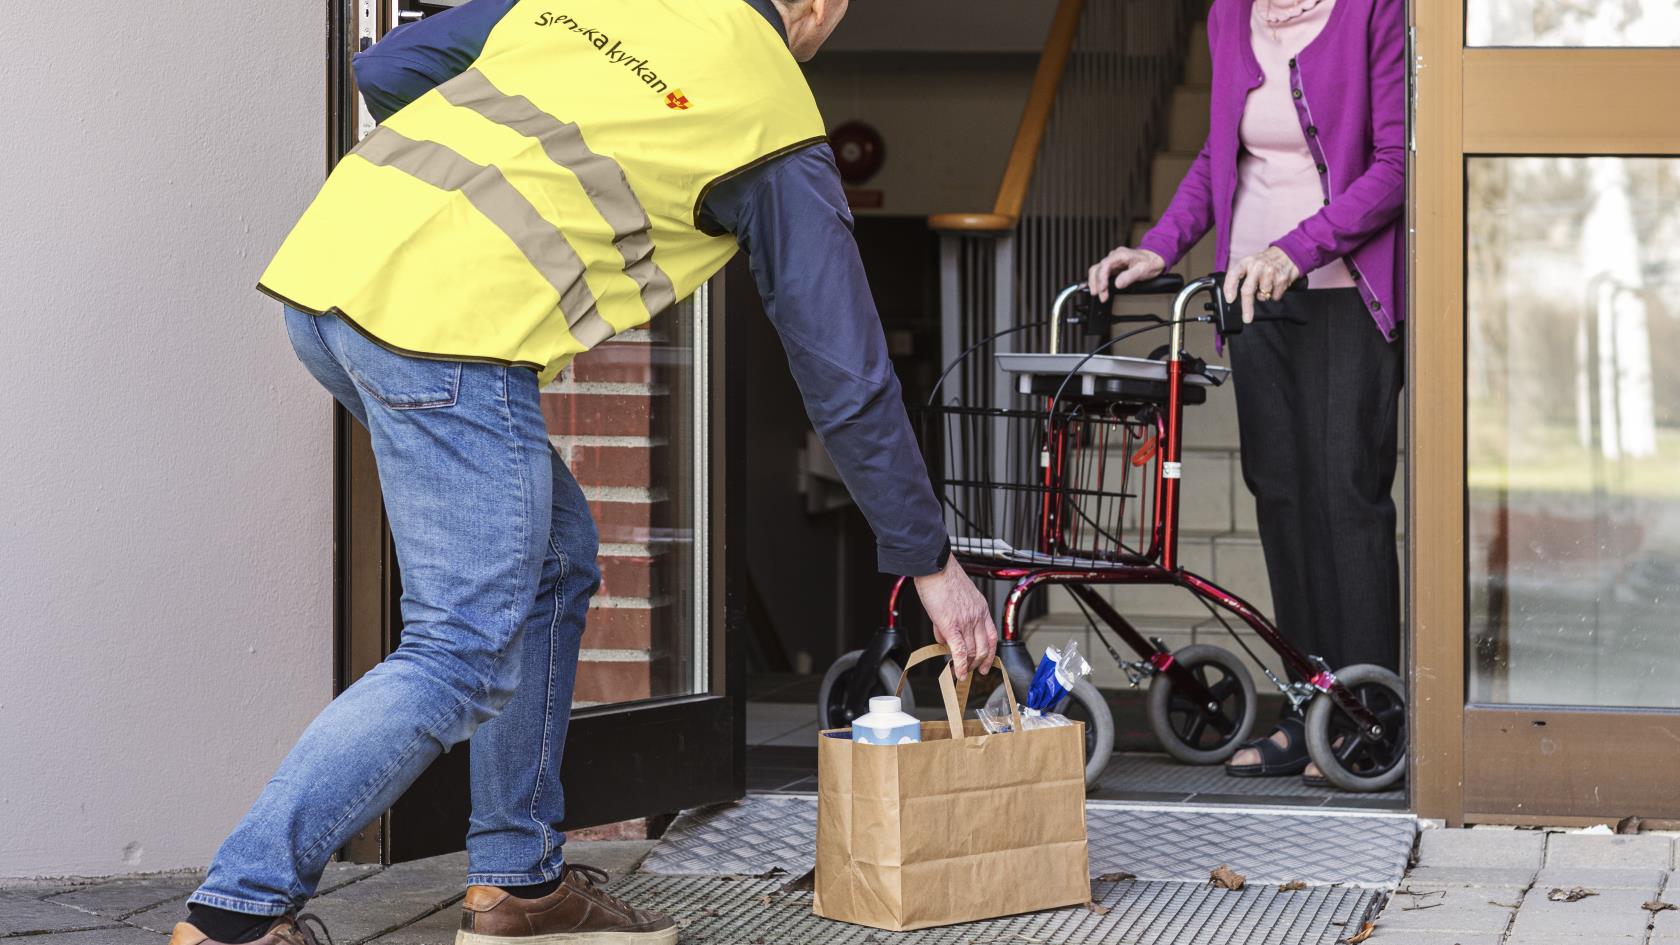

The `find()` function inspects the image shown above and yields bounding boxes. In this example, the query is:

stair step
[1166,86,1211,154]
[1185,21,1211,85]
[1150,152,1197,218]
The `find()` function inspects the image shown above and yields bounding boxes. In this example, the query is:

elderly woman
[1088,0,1404,783]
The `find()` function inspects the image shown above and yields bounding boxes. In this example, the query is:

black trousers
[1227,287,1402,678]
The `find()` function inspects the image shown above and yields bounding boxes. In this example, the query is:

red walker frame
[885,275,1389,746]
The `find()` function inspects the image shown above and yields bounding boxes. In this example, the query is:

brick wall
[545,324,690,707]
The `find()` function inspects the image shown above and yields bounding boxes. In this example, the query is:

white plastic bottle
[851,696,922,745]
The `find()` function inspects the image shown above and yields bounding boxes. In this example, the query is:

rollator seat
[995,352,1228,407]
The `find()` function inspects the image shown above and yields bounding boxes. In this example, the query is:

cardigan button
[1316,163,1327,173]
[1288,57,1297,67]
[1323,198,1331,206]
[1292,89,1303,100]
[1307,125,1318,136]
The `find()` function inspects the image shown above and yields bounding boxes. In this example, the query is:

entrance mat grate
[608,873,1385,945]
[1094,752,1405,802]
[639,795,1415,888]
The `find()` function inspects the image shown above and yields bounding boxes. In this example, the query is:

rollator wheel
[1146,644,1258,765]
[1304,664,1407,792]
[1056,677,1116,789]
[817,650,913,731]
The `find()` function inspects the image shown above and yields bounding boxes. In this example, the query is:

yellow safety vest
[259,0,826,382]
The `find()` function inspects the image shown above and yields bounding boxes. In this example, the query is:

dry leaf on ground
[1645,900,1678,913]
[1341,921,1375,944]
[1209,865,1246,890]
[1084,900,1113,916]
[1616,815,1644,835]
[1547,887,1599,902]
[1279,880,1308,892]
[1095,871,1136,883]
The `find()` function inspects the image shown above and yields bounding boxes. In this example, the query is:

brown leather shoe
[169,915,331,945]
[457,865,676,945]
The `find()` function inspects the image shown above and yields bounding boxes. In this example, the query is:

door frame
[1409,0,1680,825]
[326,0,745,863]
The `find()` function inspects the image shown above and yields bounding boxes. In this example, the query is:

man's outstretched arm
[702,145,997,677]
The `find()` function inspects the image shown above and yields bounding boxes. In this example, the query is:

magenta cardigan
[1139,0,1406,338]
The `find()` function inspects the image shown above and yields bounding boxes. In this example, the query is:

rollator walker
[818,273,1406,794]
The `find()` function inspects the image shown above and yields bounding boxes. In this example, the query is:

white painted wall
[0,4,333,877]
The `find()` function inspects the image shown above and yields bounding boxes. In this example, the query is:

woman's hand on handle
[913,555,997,680]
[1087,246,1167,302]
[1223,246,1302,325]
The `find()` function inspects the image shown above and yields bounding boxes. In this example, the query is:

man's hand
[1223,246,1302,325]
[913,556,997,680]
[1087,246,1166,302]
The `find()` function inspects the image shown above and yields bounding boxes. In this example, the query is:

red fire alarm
[829,120,885,185]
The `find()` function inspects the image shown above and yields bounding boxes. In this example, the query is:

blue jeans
[189,308,599,915]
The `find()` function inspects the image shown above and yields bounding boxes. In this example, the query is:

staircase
[934,2,1404,689]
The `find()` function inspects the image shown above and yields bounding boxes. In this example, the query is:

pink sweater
[1228,0,1355,288]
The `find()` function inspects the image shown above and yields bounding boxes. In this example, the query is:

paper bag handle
[894,643,1024,740]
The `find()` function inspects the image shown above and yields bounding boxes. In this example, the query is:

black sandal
[1225,716,1310,778]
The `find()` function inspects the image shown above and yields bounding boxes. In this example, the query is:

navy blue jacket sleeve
[352,0,519,122]
[702,145,951,576]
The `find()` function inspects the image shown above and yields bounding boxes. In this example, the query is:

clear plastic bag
[977,697,1075,734]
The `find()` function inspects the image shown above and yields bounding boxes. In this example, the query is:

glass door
[330,0,743,863]
[1412,0,1680,823]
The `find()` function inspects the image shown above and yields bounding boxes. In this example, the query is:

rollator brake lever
[1052,275,1189,350]
[1206,273,1310,337]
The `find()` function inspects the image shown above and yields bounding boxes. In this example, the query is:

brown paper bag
[814,643,1090,931]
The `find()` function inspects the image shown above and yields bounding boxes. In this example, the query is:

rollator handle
[1113,273,1186,296]
[1207,273,1310,337]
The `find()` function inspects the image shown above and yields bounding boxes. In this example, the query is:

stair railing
[928,0,1198,411]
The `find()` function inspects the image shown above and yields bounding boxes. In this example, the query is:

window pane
[545,291,710,707]
[1467,157,1680,708]
[1468,0,1680,47]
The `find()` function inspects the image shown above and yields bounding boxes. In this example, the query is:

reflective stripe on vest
[436,68,677,322]
[351,126,615,347]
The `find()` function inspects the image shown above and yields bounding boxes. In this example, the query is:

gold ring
[1258,290,1271,301]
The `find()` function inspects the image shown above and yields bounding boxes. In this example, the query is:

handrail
[926,0,1086,234]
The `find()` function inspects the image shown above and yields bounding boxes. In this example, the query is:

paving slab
[1531,866,1665,893]
[1415,827,1545,870]
[46,874,204,920]
[362,906,458,945]
[1508,886,1653,939]
[563,840,657,879]
[1647,899,1680,940]
[1364,933,1503,945]
[119,861,384,934]
[0,892,122,936]
[1368,886,1519,934]
[0,927,167,945]
[1399,866,1536,889]
[1508,935,1648,945]
[1546,831,1674,869]
[303,853,468,945]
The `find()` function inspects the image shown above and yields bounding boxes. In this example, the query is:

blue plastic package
[1025,640,1092,710]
